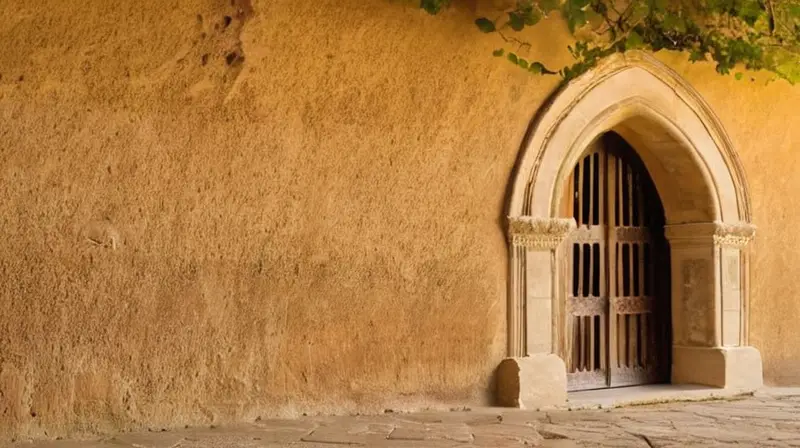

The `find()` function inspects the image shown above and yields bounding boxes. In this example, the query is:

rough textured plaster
[1,0,799,442]
[0,0,570,440]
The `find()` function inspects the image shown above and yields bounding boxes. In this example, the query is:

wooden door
[563,133,671,391]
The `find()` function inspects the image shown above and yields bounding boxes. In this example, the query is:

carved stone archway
[496,51,762,408]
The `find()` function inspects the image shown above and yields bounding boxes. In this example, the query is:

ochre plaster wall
[1,0,799,441]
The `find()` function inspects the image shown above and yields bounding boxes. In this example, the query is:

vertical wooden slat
[577,156,585,372]
[628,242,637,366]
[650,229,658,371]
[599,314,606,370]
[588,152,595,226]
[621,314,627,368]
[654,241,659,366]
[598,149,607,370]
[572,317,579,372]
[589,277,596,370]
[617,159,626,372]
[585,316,591,371]
[578,314,585,371]
[587,153,596,372]
[627,162,634,227]
[577,159,585,364]
[641,312,649,368]
[578,156,585,225]
[638,241,647,367]
[637,172,646,227]
[598,152,605,226]
[623,161,632,369]
[619,315,625,368]
[619,161,625,226]
[627,318,632,371]
[609,154,619,374]
[638,241,645,298]
[578,241,585,369]
[640,174,651,371]
[599,255,607,370]
[618,248,624,369]
[648,240,656,369]
[578,156,585,372]
[629,270,638,368]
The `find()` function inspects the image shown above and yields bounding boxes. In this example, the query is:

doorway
[562,132,671,391]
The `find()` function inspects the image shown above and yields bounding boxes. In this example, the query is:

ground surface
[12,390,800,447]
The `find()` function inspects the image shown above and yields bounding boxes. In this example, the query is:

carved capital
[664,222,756,248]
[508,216,576,250]
[713,222,756,248]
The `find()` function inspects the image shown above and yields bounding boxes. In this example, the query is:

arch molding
[497,51,762,408]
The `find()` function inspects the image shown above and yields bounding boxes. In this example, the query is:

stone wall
[1,0,799,441]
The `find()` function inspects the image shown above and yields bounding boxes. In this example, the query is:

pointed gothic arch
[497,51,762,408]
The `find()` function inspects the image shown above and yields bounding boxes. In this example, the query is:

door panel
[564,134,670,391]
[566,146,607,390]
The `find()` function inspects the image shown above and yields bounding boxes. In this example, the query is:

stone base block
[496,354,567,409]
[672,346,763,390]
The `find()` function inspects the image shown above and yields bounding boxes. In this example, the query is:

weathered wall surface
[0,0,568,440]
[1,0,800,442]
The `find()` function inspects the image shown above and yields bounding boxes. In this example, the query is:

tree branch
[498,30,532,51]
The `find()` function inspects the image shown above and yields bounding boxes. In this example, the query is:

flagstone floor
[12,389,800,447]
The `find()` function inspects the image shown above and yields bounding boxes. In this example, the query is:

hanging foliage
[421,0,800,83]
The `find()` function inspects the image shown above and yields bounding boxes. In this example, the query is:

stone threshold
[563,384,755,410]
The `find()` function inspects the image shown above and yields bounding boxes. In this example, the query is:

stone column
[497,216,575,409]
[665,222,762,390]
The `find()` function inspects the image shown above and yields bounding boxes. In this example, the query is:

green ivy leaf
[435,0,800,85]
[525,9,543,26]
[715,61,732,75]
[420,0,447,15]
[737,0,765,26]
[625,30,645,49]
[567,9,587,33]
[689,49,706,62]
[508,12,525,31]
[534,61,557,75]
[628,2,650,24]
[662,13,687,33]
[475,17,496,33]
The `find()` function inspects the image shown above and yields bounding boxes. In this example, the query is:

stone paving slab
[12,393,800,447]
[388,422,474,443]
